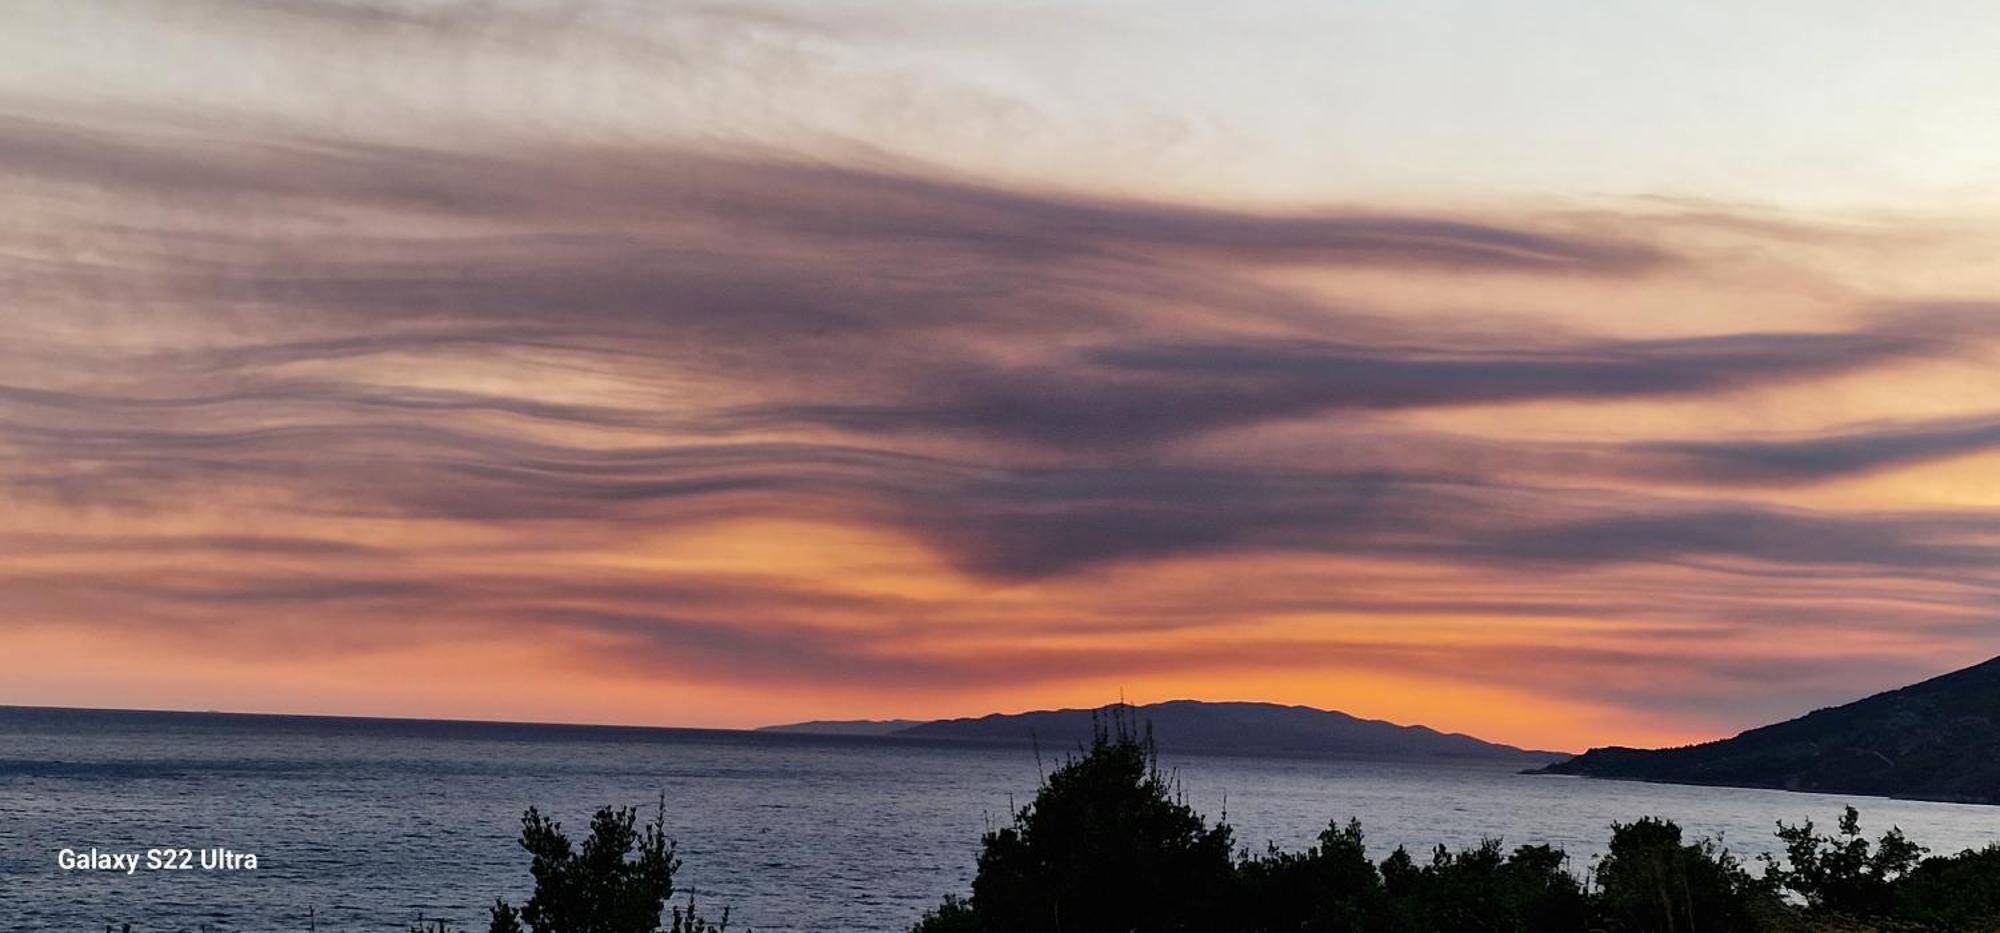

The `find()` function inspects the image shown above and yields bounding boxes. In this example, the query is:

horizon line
[0,699,1582,755]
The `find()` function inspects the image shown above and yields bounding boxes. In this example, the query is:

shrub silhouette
[488,801,682,933]
[909,711,2000,932]
[916,711,1593,933]
[1761,806,1924,919]
[471,773,2000,932]
[1592,817,1776,932]
[916,708,1235,932]
[1378,840,1588,932]
[910,895,980,933]
[1892,844,2000,930]
[1234,819,1381,931]
[667,896,735,933]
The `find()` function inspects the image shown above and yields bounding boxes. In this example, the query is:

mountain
[892,700,1565,763]
[756,719,922,736]
[1538,656,2000,804]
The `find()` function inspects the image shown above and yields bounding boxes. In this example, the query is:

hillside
[1538,655,2000,804]
[892,700,1564,763]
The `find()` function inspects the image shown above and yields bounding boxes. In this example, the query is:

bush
[481,784,2000,933]
[1593,817,1777,932]
[919,709,1236,932]
[907,715,2000,932]
[910,895,981,933]
[1234,819,1382,931]
[1762,806,1925,919]
[1891,844,2000,930]
[1381,839,1589,933]
[489,801,681,933]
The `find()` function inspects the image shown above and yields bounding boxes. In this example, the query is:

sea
[3,706,1996,932]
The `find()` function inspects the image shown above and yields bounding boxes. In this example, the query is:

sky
[4,0,2000,751]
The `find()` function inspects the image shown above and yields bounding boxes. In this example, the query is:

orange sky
[3,1,2000,753]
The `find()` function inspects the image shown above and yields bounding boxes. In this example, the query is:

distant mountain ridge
[1538,655,2000,804]
[754,719,920,736]
[764,700,1565,763]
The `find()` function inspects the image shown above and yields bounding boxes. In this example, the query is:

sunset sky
[5,1,2000,751]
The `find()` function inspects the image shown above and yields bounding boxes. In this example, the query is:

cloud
[3,52,1998,743]
[1476,507,2000,574]
[769,326,1943,449]
[0,112,1666,272]
[11,377,1999,588]
[1628,413,2000,484]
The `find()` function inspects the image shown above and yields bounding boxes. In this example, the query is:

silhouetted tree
[910,895,980,933]
[1234,819,1382,931]
[1762,806,1924,918]
[1378,839,1588,932]
[1892,844,2000,930]
[904,718,2000,933]
[916,707,1236,932]
[1592,817,1775,933]
[490,802,679,933]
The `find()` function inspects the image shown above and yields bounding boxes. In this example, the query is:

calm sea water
[3,707,1996,932]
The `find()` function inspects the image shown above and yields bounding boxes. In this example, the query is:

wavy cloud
[3,0,1998,747]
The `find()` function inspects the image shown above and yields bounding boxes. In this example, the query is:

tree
[1592,817,1775,933]
[1762,806,1924,918]
[910,895,980,933]
[1234,819,1383,931]
[1893,844,2000,930]
[915,708,1236,932]
[490,801,680,933]
[1380,839,1589,933]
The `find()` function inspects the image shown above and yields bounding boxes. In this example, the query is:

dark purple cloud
[767,327,1940,449]
[1629,413,2000,484]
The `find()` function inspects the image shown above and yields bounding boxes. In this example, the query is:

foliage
[669,894,734,933]
[490,801,680,933]
[936,708,1236,932]
[910,895,981,933]
[912,727,2000,933]
[1892,844,2000,931]
[1234,820,1381,931]
[1761,806,1925,918]
[1383,839,1589,932]
[466,729,2000,933]
[1593,817,1777,932]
